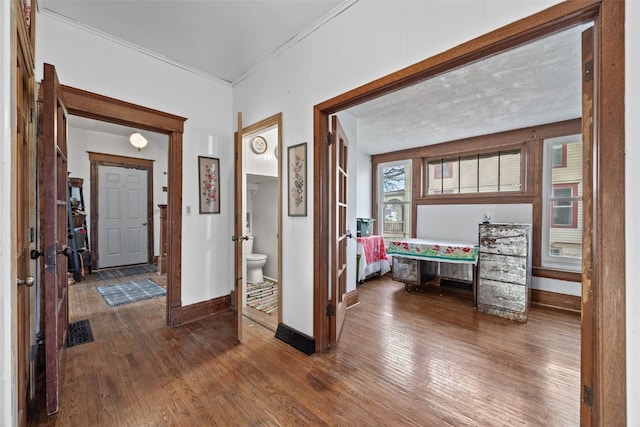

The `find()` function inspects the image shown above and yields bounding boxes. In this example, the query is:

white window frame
[541,135,582,271]
[378,160,412,239]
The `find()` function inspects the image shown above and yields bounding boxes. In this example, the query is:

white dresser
[477,223,532,322]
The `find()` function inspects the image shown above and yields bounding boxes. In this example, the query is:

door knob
[58,246,72,257]
[142,222,147,226]
[231,235,249,242]
[30,249,44,259]
[17,276,35,287]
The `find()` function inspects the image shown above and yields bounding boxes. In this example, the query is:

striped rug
[247,279,278,315]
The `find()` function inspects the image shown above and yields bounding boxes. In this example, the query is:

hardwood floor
[29,273,580,426]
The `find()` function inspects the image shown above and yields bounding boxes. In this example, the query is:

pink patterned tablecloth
[356,236,390,281]
[387,238,479,264]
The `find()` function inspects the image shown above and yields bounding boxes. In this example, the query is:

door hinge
[327,132,333,145]
[584,60,593,82]
[583,385,593,408]
[326,303,335,317]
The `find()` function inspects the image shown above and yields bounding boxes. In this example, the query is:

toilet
[246,236,267,284]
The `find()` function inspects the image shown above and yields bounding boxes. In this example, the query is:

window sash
[424,149,521,196]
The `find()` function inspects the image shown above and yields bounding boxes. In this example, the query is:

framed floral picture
[288,143,307,216]
[198,156,220,214]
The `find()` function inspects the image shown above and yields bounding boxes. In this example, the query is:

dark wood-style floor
[29,273,580,426]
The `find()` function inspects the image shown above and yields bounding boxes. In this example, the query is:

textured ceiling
[346,23,589,155]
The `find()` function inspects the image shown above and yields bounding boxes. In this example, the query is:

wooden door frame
[60,85,187,327]
[240,113,283,327]
[87,152,155,269]
[313,1,625,425]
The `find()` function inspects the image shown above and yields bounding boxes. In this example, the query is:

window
[551,184,578,228]
[552,143,567,167]
[542,135,582,270]
[379,160,412,238]
[433,161,453,179]
[425,149,521,195]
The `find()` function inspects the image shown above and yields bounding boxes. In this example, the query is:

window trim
[377,160,413,239]
[541,134,582,272]
[423,143,526,197]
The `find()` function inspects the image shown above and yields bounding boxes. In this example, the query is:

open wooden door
[233,112,244,341]
[39,63,70,415]
[16,28,36,427]
[329,116,349,343]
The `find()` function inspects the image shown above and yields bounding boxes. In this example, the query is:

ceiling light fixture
[130,132,148,151]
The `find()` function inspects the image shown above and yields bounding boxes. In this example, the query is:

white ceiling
[38,0,347,84]
[39,1,588,155]
[346,23,588,154]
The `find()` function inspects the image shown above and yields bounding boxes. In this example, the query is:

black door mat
[67,319,94,347]
[93,264,157,281]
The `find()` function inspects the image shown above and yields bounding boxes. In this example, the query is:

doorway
[60,84,186,327]
[313,1,624,424]
[240,114,282,331]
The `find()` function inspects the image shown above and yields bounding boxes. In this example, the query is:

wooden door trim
[234,113,243,341]
[242,113,283,326]
[87,152,155,269]
[60,84,186,327]
[313,1,625,425]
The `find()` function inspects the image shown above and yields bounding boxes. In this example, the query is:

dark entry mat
[67,319,94,347]
[93,264,157,281]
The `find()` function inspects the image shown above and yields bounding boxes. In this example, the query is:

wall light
[130,132,148,151]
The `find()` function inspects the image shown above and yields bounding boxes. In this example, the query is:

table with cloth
[387,238,479,304]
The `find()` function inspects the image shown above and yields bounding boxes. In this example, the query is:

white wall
[416,204,533,243]
[36,13,234,306]
[250,178,278,279]
[626,1,640,424]
[356,149,372,218]
[67,127,169,258]
[244,127,278,177]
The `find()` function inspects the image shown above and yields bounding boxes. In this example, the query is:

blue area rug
[93,264,157,281]
[97,278,166,307]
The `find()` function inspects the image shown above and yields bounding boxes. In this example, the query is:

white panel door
[98,165,148,268]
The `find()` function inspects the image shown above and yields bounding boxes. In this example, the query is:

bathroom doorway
[241,114,282,331]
